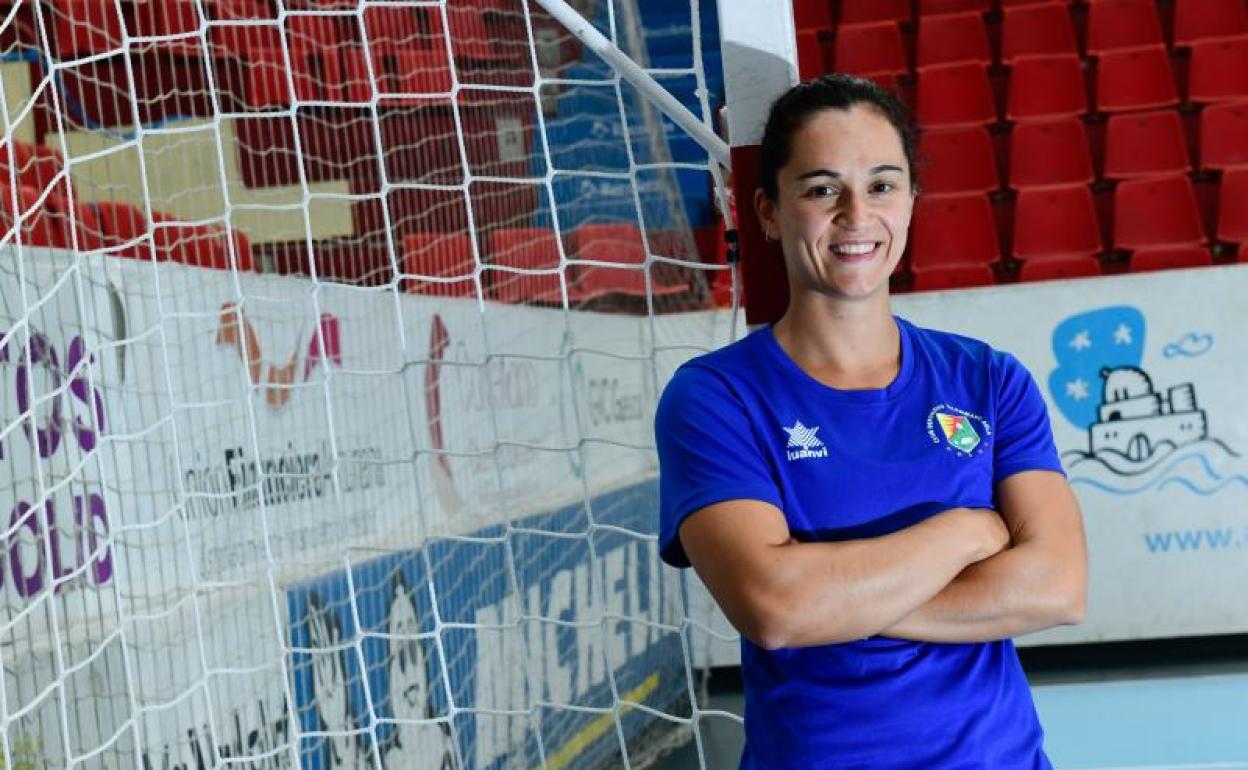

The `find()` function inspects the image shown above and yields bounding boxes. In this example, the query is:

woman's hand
[944,507,1011,562]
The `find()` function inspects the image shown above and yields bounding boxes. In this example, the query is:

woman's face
[757,105,915,301]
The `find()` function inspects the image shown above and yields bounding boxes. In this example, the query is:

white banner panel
[0,248,738,768]
[896,267,1248,646]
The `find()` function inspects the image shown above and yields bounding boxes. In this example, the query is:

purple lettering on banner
[76,493,112,585]
[66,336,106,452]
[45,500,73,592]
[9,501,44,598]
[16,332,63,458]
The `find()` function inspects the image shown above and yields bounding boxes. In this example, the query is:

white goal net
[0,0,738,767]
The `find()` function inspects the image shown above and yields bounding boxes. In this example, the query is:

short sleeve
[992,351,1065,483]
[654,365,783,568]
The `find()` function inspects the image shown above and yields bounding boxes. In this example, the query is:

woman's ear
[754,188,777,241]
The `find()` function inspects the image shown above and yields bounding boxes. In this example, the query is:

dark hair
[757,73,919,201]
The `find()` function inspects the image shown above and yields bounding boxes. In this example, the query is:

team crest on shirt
[925,404,991,457]
[784,420,828,461]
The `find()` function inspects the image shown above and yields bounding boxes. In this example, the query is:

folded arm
[678,501,1010,650]
[882,470,1087,643]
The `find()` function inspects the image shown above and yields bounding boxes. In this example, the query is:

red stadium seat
[1173,0,1248,48]
[1218,167,1248,244]
[342,48,453,101]
[1129,245,1214,272]
[1002,3,1078,64]
[919,0,990,15]
[1188,35,1248,104]
[0,185,64,249]
[488,227,587,304]
[1013,185,1102,260]
[835,23,909,78]
[151,214,254,271]
[911,193,1000,270]
[73,201,149,259]
[568,223,686,300]
[53,0,123,57]
[285,14,346,49]
[918,63,997,128]
[1007,54,1087,121]
[840,0,911,24]
[1002,0,1074,5]
[1114,175,1206,250]
[917,12,992,70]
[1019,255,1102,281]
[131,0,200,44]
[247,47,343,106]
[404,232,479,297]
[1200,101,1248,170]
[794,0,833,31]
[795,29,827,80]
[1086,0,1165,55]
[911,264,996,291]
[1009,118,1095,189]
[918,127,1000,195]
[0,143,74,214]
[446,6,511,61]
[1104,110,1191,180]
[1096,45,1179,113]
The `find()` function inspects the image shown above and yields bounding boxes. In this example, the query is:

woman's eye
[870,181,896,194]
[807,185,838,198]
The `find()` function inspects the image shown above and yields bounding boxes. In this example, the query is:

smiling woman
[654,74,1088,769]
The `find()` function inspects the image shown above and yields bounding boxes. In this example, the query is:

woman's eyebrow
[795,164,904,181]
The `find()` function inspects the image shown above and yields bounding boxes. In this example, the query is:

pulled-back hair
[757,74,919,201]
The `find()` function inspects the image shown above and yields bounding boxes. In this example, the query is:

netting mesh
[0,0,738,767]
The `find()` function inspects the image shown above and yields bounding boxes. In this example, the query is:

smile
[830,241,882,262]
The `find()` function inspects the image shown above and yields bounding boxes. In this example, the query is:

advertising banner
[1,250,733,768]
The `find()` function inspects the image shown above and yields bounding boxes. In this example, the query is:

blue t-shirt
[655,317,1064,769]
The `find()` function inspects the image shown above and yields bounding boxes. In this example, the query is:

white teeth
[832,242,876,256]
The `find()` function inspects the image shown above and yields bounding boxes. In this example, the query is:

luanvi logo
[215,302,341,408]
[784,420,828,461]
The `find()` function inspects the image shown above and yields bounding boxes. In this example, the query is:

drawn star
[1065,378,1090,401]
[1069,330,1092,351]
[1113,323,1133,345]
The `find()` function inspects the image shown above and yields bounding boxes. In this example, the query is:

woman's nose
[836,191,868,229]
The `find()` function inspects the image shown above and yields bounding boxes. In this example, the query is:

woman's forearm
[757,508,1008,648]
[882,533,1087,642]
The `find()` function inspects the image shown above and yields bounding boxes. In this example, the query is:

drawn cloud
[1162,332,1213,359]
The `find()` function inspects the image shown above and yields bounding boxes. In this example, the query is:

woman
[654,74,1087,768]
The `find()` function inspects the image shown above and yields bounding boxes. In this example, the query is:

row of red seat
[905,171,1248,288]
[1,186,254,270]
[920,104,1247,195]
[805,0,1248,75]
[403,223,692,304]
[802,0,1246,44]
[53,1,525,109]
[905,242,1240,289]
[849,42,1248,128]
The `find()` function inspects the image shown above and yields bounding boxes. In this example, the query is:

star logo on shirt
[784,420,828,461]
